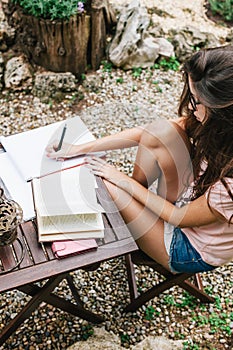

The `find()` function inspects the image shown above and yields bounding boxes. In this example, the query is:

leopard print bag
[0,187,23,246]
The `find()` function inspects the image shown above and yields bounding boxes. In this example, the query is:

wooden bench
[125,250,215,312]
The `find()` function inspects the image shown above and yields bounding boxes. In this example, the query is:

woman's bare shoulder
[170,117,186,130]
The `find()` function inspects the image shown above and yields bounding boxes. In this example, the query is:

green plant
[208,0,233,22]
[120,333,130,344]
[178,291,197,308]
[12,0,88,20]
[132,67,143,78]
[81,73,86,81]
[145,305,157,320]
[163,291,197,309]
[116,77,124,84]
[81,324,94,340]
[101,60,113,73]
[163,294,176,306]
[153,56,180,71]
[183,340,200,350]
[209,312,232,334]
[192,312,233,335]
[214,295,222,310]
[152,80,163,92]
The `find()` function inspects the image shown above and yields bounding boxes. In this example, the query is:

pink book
[51,239,98,259]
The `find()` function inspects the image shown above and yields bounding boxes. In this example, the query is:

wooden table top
[0,177,138,293]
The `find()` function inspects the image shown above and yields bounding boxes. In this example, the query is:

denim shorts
[168,227,216,274]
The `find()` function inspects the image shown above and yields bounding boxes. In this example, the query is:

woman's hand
[85,157,128,186]
[45,141,81,160]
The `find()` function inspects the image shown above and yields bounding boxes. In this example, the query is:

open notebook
[0,116,99,182]
[0,116,105,222]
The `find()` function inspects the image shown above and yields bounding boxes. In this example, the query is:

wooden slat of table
[101,214,116,244]
[12,225,33,268]
[43,242,56,260]
[0,234,136,293]
[22,221,47,264]
[0,245,16,271]
[96,178,131,240]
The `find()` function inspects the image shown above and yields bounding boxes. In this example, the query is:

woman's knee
[140,119,178,150]
[141,119,191,165]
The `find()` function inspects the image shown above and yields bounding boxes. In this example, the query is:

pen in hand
[55,124,67,152]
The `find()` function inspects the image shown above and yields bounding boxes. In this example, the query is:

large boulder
[170,25,220,62]
[108,0,173,69]
[109,0,230,64]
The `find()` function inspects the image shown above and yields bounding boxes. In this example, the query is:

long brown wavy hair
[178,46,233,220]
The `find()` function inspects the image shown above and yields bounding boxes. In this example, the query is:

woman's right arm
[46,126,144,159]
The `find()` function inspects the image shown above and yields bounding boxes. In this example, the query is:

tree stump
[5,0,116,76]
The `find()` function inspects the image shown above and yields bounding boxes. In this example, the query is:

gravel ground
[0,65,233,350]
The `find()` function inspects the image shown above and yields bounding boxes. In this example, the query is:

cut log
[4,0,116,76]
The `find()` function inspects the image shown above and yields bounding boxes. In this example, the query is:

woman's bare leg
[132,119,192,202]
[104,180,170,269]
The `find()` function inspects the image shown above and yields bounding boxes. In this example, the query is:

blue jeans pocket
[169,228,216,274]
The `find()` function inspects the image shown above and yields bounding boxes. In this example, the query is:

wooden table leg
[125,254,138,301]
[0,274,103,346]
[0,275,64,346]
[66,274,84,307]
[19,276,104,323]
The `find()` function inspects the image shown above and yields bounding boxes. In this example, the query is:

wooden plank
[43,242,56,260]
[12,225,33,268]
[0,245,16,272]
[21,221,47,264]
[96,177,132,240]
[101,213,116,244]
[0,236,137,292]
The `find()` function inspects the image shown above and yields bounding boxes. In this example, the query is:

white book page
[0,153,35,221]
[0,116,98,181]
[32,166,104,217]
[39,212,104,234]
[38,229,104,242]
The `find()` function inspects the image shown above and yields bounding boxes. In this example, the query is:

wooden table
[0,177,138,346]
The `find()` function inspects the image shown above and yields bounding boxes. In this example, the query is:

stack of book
[31,165,104,242]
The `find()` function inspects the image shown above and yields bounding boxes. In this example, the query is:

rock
[109,0,161,69]
[132,335,184,350]
[226,28,233,44]
[148,0,229,41]
[67,327,123,350]
[67,327,184,350]
[82,73,102,93]
[170,25,220,62]
[153,37,174,57]
[0,52,4,90]
[0,2,15,51]
[4,55,32,89]
[33,72,77,99]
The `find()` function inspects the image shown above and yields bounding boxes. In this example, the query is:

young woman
[46,45,233,274]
